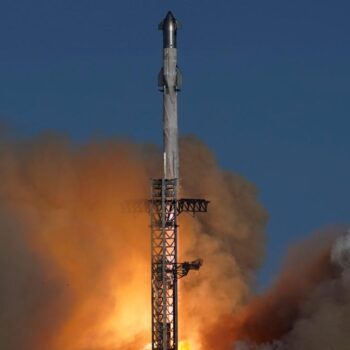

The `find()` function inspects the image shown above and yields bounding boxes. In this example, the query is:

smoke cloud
[3,130,348,350]
[202,228,350,350]
[0,133,267,350]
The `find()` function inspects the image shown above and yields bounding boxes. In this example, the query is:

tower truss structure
[150,179,208,350]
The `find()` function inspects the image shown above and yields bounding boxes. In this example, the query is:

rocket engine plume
[0,132,267,350]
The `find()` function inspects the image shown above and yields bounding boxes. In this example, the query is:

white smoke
[331,230,350,270]
[231,228,350,350]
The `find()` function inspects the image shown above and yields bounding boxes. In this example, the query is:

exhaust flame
[4,131,347,350]
[0,133,267,350]
[179,340,193,350]
[143,339,192,350]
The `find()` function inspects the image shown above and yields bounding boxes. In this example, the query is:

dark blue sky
[1,0,349,287]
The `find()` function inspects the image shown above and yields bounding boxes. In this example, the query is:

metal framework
[125,198,209,215]
[150,179,208,350]
[151,179,178,350]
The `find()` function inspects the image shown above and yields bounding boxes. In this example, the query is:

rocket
[158,11,182,180]
[151,13,208,350]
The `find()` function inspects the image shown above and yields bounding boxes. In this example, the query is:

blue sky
[1,0,349,287]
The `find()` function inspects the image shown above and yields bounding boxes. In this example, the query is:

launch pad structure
[150,12,209,350]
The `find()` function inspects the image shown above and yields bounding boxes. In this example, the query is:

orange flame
[0,135,267,350]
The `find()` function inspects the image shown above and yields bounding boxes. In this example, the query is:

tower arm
[175,259,203,279]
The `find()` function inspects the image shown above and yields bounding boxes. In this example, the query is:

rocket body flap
[158,68,165,89]
[176,67,182,91]
[158,67,182,91]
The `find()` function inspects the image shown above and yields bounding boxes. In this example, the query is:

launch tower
[150,11,209,350]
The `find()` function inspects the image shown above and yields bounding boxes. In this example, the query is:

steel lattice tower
[150,11,209,350]
[151,179,178,350]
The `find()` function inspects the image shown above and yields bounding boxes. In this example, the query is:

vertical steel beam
[151,179,178,350]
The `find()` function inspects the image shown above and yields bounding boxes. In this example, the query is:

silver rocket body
[158,11,182,180]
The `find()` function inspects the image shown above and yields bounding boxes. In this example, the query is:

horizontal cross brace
[126,198,209,215]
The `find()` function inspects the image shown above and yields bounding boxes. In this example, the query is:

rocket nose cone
[163,11,177,30]
[166,11,175,20]
[159,10,179,48]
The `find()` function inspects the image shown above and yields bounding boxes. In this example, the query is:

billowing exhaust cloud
[202,228,350,350]
[2,131,348,350]
[0,133,267,350]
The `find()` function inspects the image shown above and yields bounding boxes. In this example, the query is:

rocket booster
[158,11,182,180]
